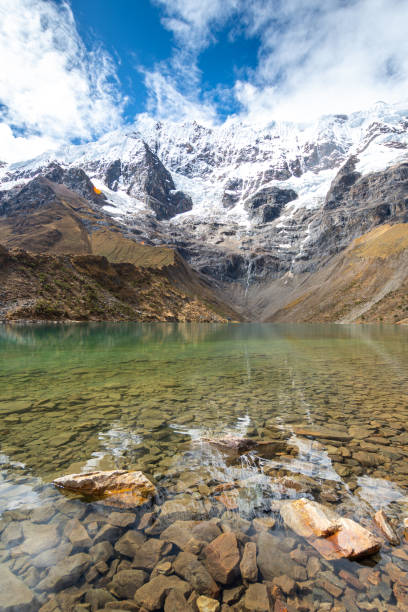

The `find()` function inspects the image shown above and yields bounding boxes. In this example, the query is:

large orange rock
[53,470,156,508]
[281,498,381,560]
[280,498,340,539]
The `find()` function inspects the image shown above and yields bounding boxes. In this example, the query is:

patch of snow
[91,178,147,218]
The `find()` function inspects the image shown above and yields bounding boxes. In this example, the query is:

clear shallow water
[0,322,408,610]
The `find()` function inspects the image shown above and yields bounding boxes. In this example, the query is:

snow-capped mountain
[1,100,408,286]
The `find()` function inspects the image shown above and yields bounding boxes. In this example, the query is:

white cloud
[149,0,408,125]
[154,0,239,52]
[238,0,408,122]
[0,123,57,162]
[145,0,240,122]
[0,0,124,162]
[144,70,217,125]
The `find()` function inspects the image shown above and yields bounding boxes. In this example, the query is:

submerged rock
[37,552,91,591]
[108,569,148,598]
[281,498,381,560]
[0,564,36,612]
[53,470,156,508]
[256,532,307,582]
[173,551,219,598]
[134,574,191,610]
[240,542,258,583]
[293,426,351,442]
[160,520,221,551]
[244,583,271,612]
[202,435,256,453]
[196,595,221,612]
[114,530,145,558]
[204,532,240,585]
[164,588,194,612]
[201,435,291,461]
[132,538,172,570]
[373,509,399,545]
[150,497,207,532]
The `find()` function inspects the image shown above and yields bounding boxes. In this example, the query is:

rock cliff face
[1,101,408,319]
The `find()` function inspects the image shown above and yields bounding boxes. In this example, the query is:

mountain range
[1,100,408,323]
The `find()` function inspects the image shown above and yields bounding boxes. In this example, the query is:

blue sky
[70,0,175,122]
[70,0,261,122]
[0,0,408,162]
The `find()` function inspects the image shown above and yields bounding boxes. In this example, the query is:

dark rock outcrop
[222,178,243,209]
[44,163,105,205]
[105,159,122,190]
[301,159,408,269]
[0,177,56,215]
[244,187,298,224]
[121,142,193,220]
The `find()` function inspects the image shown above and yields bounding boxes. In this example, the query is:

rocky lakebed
[0,322,407,611]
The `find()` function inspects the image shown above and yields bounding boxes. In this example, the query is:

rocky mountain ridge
[1,100,408,320]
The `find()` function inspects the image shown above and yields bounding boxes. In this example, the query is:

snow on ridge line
[0,100,408,231]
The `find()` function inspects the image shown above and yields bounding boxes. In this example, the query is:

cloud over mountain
[1,0,408,161]
[0,0,124,161]
[150,0,408,123]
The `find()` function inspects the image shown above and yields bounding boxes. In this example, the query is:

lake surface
[0,322,407,610]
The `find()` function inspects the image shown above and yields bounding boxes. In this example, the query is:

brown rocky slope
[262,223,408,324]
[0,245,240,322]
[0,172,241,322]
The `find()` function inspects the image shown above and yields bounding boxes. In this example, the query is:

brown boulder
[252,517,275,532]
[164,589,194,612]
[256,532,307,582]
[240,542,258,583]
[132,538,172,570]
[160,520,221,551]
[215,491,239,510]
[134,575,191,611]
[173,551,219,598]
[204,533,240,585]
[244,583,271,611]
[53,470,156,508]
[311,517,381,560]
[114,531,145,558]
[108,569,148,599]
